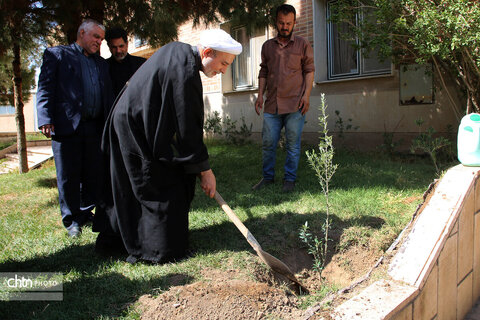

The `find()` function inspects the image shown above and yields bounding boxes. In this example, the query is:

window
[0,105,15,115]
[399,64,433,105]
[326,1,391,80]
[231,26,266,90]
[134,35,147,48]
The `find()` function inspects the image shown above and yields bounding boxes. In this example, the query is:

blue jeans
[262,111,305,182]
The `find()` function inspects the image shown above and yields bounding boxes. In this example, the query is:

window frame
[326,0,392,80]
[134,35,147,48]
[0,105,15,115]
[230,26,268,91]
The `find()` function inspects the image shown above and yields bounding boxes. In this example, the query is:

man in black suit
[36,19,113,238]
[105,27,146,98]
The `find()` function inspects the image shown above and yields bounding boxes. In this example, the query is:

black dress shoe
[252,178,274,190]
[68,226,82,238]
[282,180,295,192]
[84,214,94,226]
[126,255,139,264]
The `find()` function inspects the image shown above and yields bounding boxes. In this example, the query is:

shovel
[214,191,308,293]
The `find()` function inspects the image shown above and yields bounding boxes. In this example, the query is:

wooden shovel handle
[214,191,262,250]
[214,192,307,293]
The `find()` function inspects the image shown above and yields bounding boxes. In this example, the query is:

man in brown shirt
[253,4,315,192]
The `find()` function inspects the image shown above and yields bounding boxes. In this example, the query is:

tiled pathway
[0,145,53,174]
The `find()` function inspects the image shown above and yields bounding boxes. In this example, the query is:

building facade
[149,0,461,151]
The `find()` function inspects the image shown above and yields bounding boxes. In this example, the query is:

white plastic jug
[458,113,480,166]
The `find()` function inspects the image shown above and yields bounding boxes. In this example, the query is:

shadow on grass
[0,208,384,319]
[36,177,57,189]
[207,143,437,195]
[197,145,437,216]
[0,244,193,320]
[190,209,385,274]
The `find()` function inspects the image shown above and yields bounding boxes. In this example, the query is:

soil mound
[138,276,303,320]
[138,245,381,320]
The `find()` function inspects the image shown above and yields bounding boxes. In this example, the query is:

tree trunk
[12,40,28,173]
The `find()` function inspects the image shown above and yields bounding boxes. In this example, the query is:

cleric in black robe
[95,29,242,264]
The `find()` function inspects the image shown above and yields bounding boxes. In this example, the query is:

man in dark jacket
[96,29,241,264]
[36,19,114,237]
[105,27,146,97]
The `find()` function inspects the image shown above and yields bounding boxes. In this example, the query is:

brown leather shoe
[252,178,274,190]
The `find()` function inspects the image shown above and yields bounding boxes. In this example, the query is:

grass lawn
[0,133,48,150]
[0,140,445,319]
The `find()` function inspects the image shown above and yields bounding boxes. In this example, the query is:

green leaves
[299,221,325,273]
[330,0,480,112]
[410,119,452,173]
[302,93,338,276]
[203,111,253,145]
[306,94,339,196]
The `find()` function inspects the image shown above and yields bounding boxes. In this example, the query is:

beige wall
[171,0,462,151]
[329,164,480,319]
[198,70,460,151]
[0,94,37,133]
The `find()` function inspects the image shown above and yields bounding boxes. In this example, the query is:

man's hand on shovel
[199,169,216,198]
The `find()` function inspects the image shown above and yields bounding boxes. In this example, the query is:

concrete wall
[329,164,480,319]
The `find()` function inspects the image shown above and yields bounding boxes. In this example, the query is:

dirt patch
[0,193,17,201]
[138,268,303,320]
[402,196,422,204]
[138,243,382,320]
[322,246,380,288]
